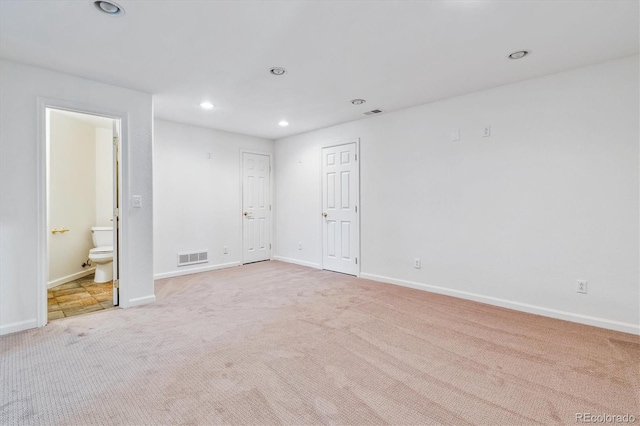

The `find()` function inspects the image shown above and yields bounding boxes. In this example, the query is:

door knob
[243,212,249,216]
[322,212,328,217]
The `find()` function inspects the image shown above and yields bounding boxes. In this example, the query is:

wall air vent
[363,109,383,116]
[177,250,209,267]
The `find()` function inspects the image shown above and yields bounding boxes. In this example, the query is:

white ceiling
[1,1,638,140]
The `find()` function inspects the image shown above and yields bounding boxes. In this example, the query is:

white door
[242,152,271,264]
[322,143,359,275]
[112,120,120,306]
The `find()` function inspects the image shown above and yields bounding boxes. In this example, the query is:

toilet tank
[91,226,113,247]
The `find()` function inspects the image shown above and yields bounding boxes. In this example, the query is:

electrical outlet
[577,280,587,294]
[483,125,491,137]
[450,129,460,142]
[223,246,228,254]
[414,258,421,269]
[298,242,302,250]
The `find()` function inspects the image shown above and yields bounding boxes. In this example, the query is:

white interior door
[242,152,271,264]
[112,119,120,306]
[322,143,359,275]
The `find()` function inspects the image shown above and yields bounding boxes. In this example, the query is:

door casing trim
[36,97,128,327]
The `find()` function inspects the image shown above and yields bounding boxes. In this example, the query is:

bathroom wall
[0,59,154,335]
[95,127,113,227]
[153,119,273,278]
[274,56,639,334]
[48,111,97,287]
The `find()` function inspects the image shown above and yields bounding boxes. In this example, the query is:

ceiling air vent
[363,109,383,116]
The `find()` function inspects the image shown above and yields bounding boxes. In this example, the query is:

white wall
[274,56,640,334]
[48,111,96,285]
[154,119,273,278]
[95,127,113,227]
[0,59,154,335]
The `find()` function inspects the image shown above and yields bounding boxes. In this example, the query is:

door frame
[239,149,274,264]
[320,138,361,276]
[36,97,128,327]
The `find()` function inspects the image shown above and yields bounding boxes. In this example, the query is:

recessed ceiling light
[508,50,529,60]
[269,67,287,76]
[351,99,366,105]
[278,120,289,127]
[93,1,124,16]
[200,102,214,110]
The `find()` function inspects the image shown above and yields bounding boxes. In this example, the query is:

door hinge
[355,205,357,213]
[113,279,119,289]
[113,208,119,218]
[355,257,358,264]
[355,154,357,161]
[269,243,272,250]
[113,136,119,146]
[270,205,272,211]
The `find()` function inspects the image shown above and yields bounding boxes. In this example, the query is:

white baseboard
[48,268,96,288]
[154,261,241,280]
[272,256,321,269]
[0,318,37,336]
[126,295,156,307]
[360,273,640,336]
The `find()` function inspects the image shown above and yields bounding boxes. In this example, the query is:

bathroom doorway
[45,108,121,321]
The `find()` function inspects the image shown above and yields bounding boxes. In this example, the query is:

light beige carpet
[1,261,638,425]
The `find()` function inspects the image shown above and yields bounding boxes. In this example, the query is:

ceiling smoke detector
[508,50,529,60]
[351,99,366,105]
[269,67,287,76]
[94,1,124,16]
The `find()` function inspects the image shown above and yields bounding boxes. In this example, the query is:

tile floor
[48,274,114,321]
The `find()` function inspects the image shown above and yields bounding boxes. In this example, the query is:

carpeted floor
[1,261,638,425]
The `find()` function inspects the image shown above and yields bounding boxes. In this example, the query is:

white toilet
[89,226,113,283]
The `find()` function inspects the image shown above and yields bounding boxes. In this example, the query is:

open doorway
[45,108,121,321]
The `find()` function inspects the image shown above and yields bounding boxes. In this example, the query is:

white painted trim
[272,256,321,269]
[319,138,361,276]
[0,319,38,336]
[48,268,96,289]
[154,261,241,280]
[126,295,156,307]
[360,273,640,335]
[240,149,274,265]
[37,97,128,328]
[36,100,48,328]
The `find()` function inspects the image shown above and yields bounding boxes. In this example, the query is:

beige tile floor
[48,274,113,321]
